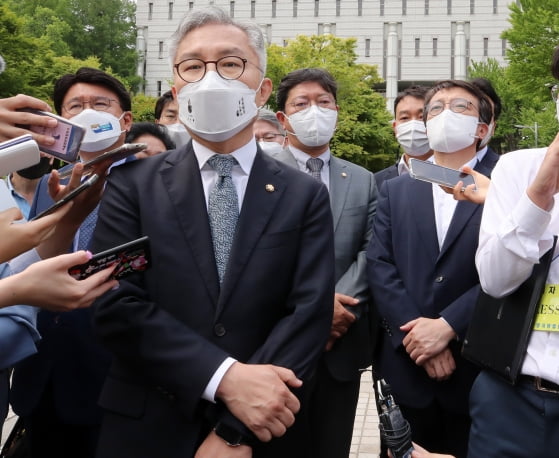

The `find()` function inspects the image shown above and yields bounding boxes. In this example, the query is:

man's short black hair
[276,68,337,111]
[393,85,430,115]
[470,77,502,121]
[155,90,175,120]
[125,122,176,150]
[53,67,131,115]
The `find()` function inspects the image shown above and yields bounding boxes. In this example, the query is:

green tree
[267,35,398,171]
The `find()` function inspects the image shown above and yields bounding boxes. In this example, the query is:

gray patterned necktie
[306,157,324,182]
[77,205,99,250]
[207,154,239,282]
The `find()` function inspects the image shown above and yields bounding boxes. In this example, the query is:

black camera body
[375,379,414,458]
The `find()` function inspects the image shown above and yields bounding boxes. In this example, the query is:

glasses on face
[287,97,337,113]
[62,96,120,116]
[551,85,558,102]
[256,133,283,142]
[174,56,257,83]
[426,98,477,117]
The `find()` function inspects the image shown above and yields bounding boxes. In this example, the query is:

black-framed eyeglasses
[174,56,255,83]
[62,96,120,116]
[551,84,558,102]
[427,98,477,117]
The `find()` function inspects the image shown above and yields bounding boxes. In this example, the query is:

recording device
[29,174,99,221]
[68,236,151,280]
[375,379,414,458]
[0,134,40,177]
[17,109,86,162]
[409,158,476,190]
[57,143,147,179]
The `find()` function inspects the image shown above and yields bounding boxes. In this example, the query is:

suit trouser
[468,370,559,458]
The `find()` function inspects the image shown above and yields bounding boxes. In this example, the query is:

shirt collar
[192,138,257,176]
[289,146,331,169]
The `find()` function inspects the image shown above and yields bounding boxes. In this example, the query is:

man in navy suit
[367,80,498,458]
[91,7,334,458]
[11,68,133,458]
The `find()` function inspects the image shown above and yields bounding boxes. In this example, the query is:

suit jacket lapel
[329,157,349,232]
[159,145,220,307]
[408,178,440,259]
[217,151,285,316]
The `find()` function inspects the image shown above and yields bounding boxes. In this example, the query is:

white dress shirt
[192,138,257,402]
[476,147,559,383]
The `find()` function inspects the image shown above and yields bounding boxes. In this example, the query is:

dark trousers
[21,383,100,458]
[399,399,470,458]
[468,370,559,457]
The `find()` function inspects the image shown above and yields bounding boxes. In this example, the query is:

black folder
[462,239,556,384]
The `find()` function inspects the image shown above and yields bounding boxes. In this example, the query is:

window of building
[447,0,451,15]
[483,37,489,56]
[470,0,475,14]
[148,2,153,20]
[272,0,277,18]
[189,2,194,11]
[493,0,498,14]
[158,41,164,59]
[402,0,407,15]
[433,37,438,56]
[502,38,507,56]
[365,38,371,57]
[230,1,235,17]
[424,0,429,15]
[415,38,420,57]
[168,2,173,20]
[380,0,385,16]
[251,0,256,17]
[358,0,363,16]
[157,81,162,97]
[283,39,289,47]
[336,0,341,16]
[315,0,319,17]
[293,0,298,17]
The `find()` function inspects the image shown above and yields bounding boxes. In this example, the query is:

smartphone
[57,143,147,179]
[17,109,86,162]
[0,134,41,176]
[409,158,476,189]
[29,174,99,221]
[68,236,151,280]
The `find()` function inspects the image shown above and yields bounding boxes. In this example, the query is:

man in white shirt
[470,45,559,456]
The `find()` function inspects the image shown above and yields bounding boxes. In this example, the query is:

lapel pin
[265,184,275,192]
[341,172,348,178]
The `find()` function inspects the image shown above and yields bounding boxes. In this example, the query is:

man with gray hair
[91,6,334,458]
[253,108,287,154]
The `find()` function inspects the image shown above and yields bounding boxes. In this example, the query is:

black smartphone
[68,236,151,280]
[17,109,86,162]
[29,174,99,221]
[57,143,147,179]
[409,158,476,189]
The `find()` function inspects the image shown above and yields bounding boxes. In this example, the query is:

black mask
[16,156,53,180]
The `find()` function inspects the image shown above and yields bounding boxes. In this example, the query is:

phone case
[68,236,151,281]
[409,158,476,189]
[0,135,40,176]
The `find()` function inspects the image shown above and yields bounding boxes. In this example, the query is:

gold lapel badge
[265,184,275,192]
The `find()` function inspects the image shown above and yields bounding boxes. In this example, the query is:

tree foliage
[267,35,399,171]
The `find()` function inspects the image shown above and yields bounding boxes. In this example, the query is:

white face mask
[258,140,285,155]
[395,120,430,157]
[426,110,480,153]
[177,71,259,142]
[479,121,494,148]
[165,123,190,148]
[285,105,337,147]
[71,109,125,153]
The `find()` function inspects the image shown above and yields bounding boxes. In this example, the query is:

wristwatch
[213,422,248,447]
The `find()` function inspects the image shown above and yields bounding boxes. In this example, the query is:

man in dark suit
[271,67,377,458]
[11,68,133,458]
[375,85,433,191]
[90,7,334,458]
[367,80,498,458]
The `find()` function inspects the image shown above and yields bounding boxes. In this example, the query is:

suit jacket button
[214,323,226,337]
[435,276,444,283]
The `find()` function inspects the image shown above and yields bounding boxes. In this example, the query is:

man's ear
[256,78,273,107]
[276,111,288,130]
[476,122,489,140]
[122,111,133,131]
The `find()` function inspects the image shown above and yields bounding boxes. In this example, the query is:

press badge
[534,284,559,331]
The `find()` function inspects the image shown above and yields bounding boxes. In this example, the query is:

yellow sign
[535,284,559,332]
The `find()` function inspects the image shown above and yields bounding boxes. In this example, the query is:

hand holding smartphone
[30,174,100,221]
[68,236,151,280]
[409,158,476,190]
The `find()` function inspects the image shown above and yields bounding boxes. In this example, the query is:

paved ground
[2,369,381,455]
